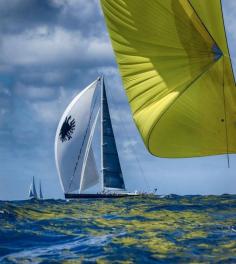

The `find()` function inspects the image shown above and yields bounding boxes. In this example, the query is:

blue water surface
[0,195,236,263]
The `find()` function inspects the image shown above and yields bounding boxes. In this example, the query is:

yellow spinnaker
[101,0,236,158]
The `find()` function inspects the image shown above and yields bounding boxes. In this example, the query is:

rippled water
[0,195,236,263]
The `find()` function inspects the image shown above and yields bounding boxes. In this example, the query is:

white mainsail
[29,176,38,199]
[55,78,100,194]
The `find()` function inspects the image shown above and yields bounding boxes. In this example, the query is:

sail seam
[108,22,214,54]
[146,0,226,150]
[128,79,163,105]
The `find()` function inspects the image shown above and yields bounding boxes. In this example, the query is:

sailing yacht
[29,176,38,199]
[55,76,138,198]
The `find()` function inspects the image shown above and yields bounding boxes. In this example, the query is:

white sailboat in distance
[29,176,38,199]
[55,76,138,198]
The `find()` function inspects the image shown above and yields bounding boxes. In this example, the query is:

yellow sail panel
[101,0,236,157]
[149,57,227,157]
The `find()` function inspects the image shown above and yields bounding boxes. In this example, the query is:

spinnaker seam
[146,58,222,156]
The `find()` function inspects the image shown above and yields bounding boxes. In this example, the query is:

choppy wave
[0,195,236,263]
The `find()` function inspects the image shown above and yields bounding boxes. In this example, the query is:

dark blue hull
[65,193,135,199]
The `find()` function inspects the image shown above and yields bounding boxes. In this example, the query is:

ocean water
[0,195,236,264]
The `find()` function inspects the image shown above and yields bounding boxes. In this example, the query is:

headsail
[29,176,37,199]
[55,79,100,194]
[79,110,100,192]
[39,181,43,199]
[101,79,125,190]
[101,0,236,158]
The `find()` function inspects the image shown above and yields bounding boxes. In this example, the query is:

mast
[100,75,104,192]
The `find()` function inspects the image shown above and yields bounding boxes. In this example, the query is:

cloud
[14,84,57,100]
[223,0,236,75]
[223,2,236,41]
[0,26,113,67]
[0,0,105,38]
[121,139,139,160]
[32,100,60,124]
[51,0,99,23]
[31,86,74,125]
[0,108,8,125]
[0,85,11,96]
[18,70,69,86]
[0,0,60,34]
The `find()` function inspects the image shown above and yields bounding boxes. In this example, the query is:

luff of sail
[101,0,236,158]
[101,79,125,190]
[55,79,100,194]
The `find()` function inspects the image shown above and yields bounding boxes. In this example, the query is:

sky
[0,0,236,200]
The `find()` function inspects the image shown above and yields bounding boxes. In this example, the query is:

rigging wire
[222,56,230,168]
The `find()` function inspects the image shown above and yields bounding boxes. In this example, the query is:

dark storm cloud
[0,0,60,34]
[0,0,115,166]
[0,0,104,36]
[0,0,114,96]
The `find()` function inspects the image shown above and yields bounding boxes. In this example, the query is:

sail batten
[101,0,236,158]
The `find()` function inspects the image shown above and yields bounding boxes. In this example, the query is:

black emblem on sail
[59,115,75,142]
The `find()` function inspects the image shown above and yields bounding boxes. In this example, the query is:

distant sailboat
[29,176,38,199]
[39,181,43,200]
[55,76,138,198]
